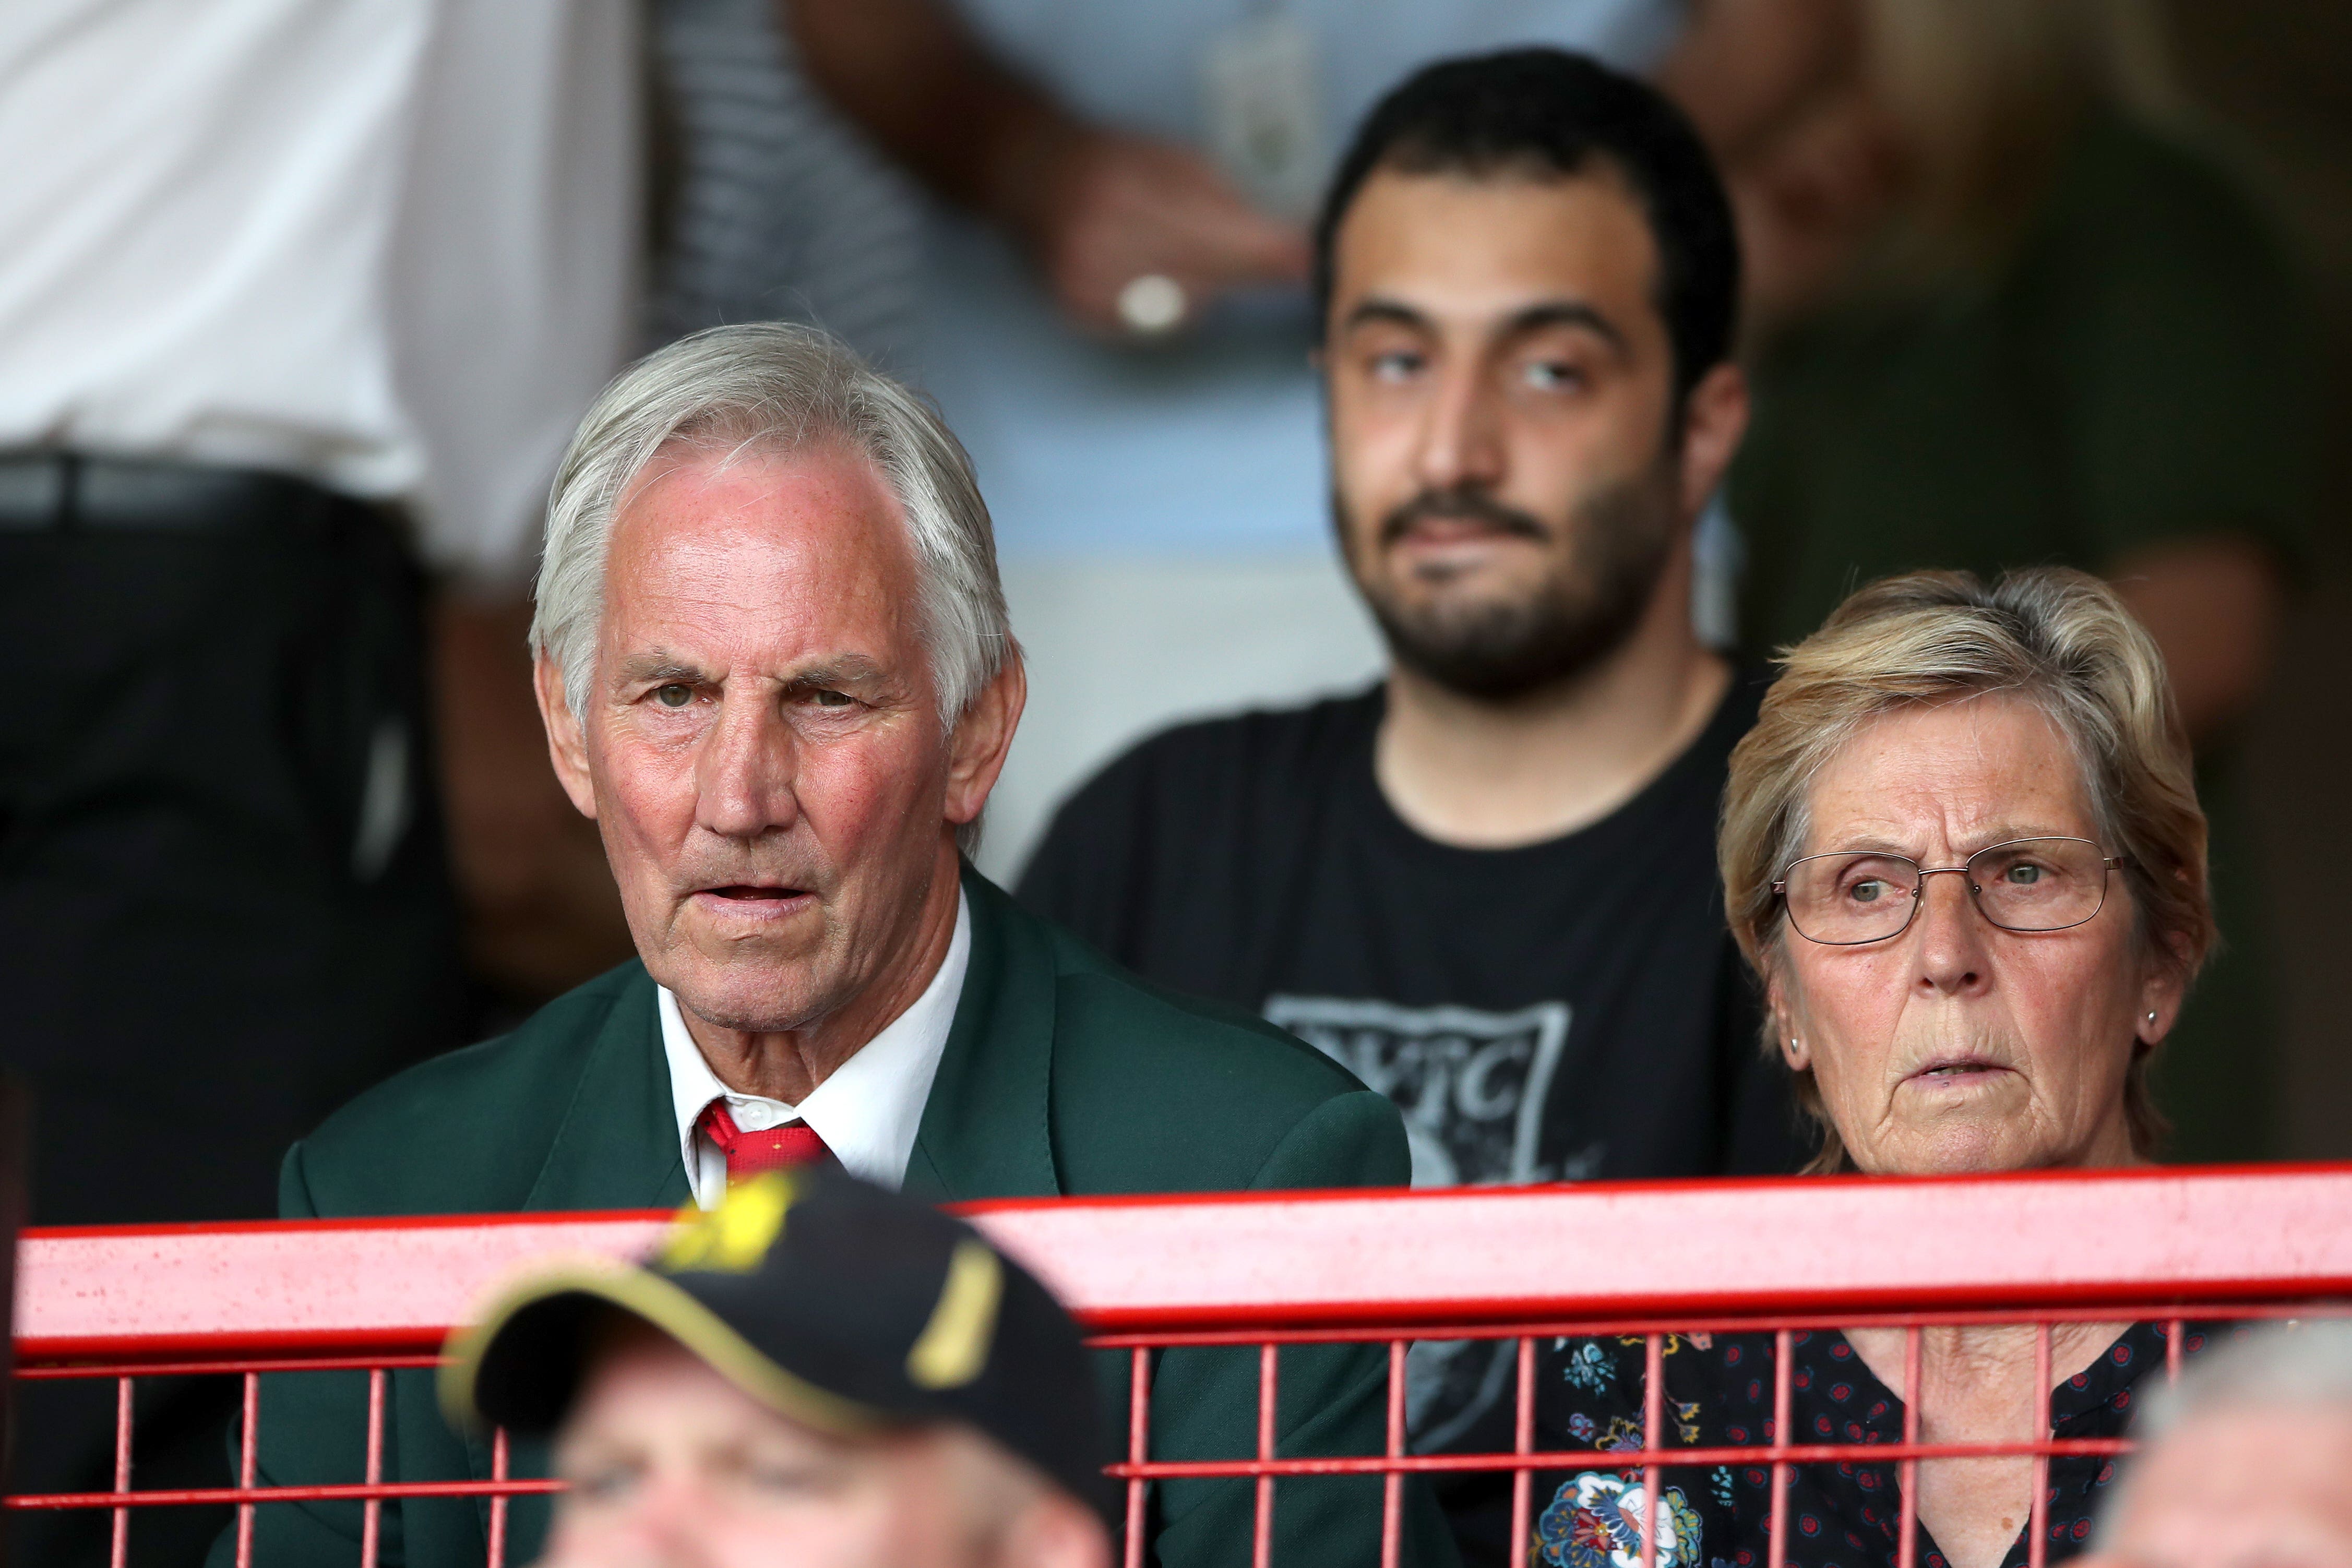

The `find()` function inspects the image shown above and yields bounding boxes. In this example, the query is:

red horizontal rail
[970,1163,2352,1330]
[1100,1437,2141,1479]
[6,1437,2142,1513]
[8,1479,564,1512]
[18,1164,2352,1361]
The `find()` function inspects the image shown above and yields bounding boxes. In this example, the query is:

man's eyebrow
[1500,300,1626,351]
[1340,298,1434,335]
[613,650,705,687]
[1341,296,1629,354]
[784,654,888,689]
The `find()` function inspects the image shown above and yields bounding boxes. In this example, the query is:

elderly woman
[1531,569,2224,1568]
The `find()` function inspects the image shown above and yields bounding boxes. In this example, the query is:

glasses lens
[1968,839,2109,931]
[1783,852,1920,943]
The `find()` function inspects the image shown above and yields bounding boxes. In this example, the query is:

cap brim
[440,1259,892,1439]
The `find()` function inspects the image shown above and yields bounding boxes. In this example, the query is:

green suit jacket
[216,869,1455,1568]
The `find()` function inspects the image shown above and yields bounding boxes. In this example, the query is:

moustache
[1379,488,1552,549]
[672,856,822,897]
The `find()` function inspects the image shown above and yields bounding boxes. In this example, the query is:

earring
[2147,1011,2157,1023]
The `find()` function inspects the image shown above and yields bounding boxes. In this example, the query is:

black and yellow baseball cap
[440,1167,1109,1517]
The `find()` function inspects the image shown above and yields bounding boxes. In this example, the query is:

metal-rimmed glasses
[1772,836,2125,946]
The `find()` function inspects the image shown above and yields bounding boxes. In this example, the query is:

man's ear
[944,647,1028,835]
[1675,361,1750,517]
[533,652,600,820]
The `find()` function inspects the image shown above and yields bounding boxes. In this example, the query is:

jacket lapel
[904,867,1063,1202]
[521,966,694,1212]
[464,968,691,1526]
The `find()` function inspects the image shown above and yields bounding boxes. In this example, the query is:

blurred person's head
[446,1170,1112,1568]
[1719,568,2211,1174]
[2083,1322,2352,1568]
[1312,50,1746,703]
[1665,0,2176,324]
[528,324,1023,1044]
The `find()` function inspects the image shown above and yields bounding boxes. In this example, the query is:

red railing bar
[966,1165,2352,1330]
[111,1376,130,1568]
[10,1432,2148,1515]
[363,1369,385,1568]
[18,1355,446,1379]
[1251,1344,1276,1568]
[20,1208,677,1242]
[1381,1340,1403,1568]
[235,1372,256,1568]
[1641,1332,1663,1568]
[489,1428,512,1568]
[1094,1434,2141,1479]
[1084,1299,2348,1349]
[23,1303,2321,1372]
[1511,1338,1534,1568]
[1769,1330,1792,1568]
[2027,1325,2052,1568]
[29,1168,2352,1351]
[1124,1348,1147,1568]
[1897,1326,1920,1568]
[11,1480,567,1511]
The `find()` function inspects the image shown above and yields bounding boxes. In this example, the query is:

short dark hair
[1314,49,1740,403]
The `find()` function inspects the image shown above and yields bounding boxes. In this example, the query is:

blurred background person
[446,1170,1113,1568]
[765,0,1715,878]
[0,1,637,1560]
[1655,0,2320,1160]
[2084,1321,2352,1568]
[1534,568,2225,1568]
[1018,53,1798,1560]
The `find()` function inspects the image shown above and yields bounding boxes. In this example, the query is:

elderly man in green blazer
[217,322,1451,1568]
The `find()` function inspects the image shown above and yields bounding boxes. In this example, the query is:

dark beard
[1343,472,1679,702]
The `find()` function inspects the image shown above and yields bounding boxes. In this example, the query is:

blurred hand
[2111,534,2284,745]
[1010,125,1310,337]
[1720,84,1903,337]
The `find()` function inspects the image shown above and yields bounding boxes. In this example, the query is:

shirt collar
[659,888,971,1204]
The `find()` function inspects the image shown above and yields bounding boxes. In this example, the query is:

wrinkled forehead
[565,1319,874,1455]
[599,442,926,668]
[1800,692,2100,853]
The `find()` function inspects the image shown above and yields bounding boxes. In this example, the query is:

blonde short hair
[1719,568,2213,1170]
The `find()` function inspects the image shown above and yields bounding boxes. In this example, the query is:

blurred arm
[784,0,1307,333]
[784,0,1056,223]
[433,593,635,1001]
[2110,535,2284,745]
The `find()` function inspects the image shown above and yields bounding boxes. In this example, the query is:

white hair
[2097,1320,2352,1544]
[530,324,1015,852]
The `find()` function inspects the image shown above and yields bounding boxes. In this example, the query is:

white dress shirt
[0,0,638,583]
[661,891,972,1206]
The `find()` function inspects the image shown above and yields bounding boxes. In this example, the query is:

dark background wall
[2170,0,2352,1156]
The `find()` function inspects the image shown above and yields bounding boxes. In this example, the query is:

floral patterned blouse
[1525,1320,2223,1568]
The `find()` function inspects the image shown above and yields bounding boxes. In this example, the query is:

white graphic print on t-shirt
[1263,995,1604,1451]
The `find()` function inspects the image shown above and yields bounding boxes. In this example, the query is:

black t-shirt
[1018,673,1803,1549]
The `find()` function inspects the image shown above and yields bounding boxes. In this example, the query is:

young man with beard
[1017,50,1800,1557]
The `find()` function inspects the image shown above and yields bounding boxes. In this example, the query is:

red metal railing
[14,1164,2352,1568]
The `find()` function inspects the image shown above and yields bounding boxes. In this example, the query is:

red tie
[697,1100,832,1183]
